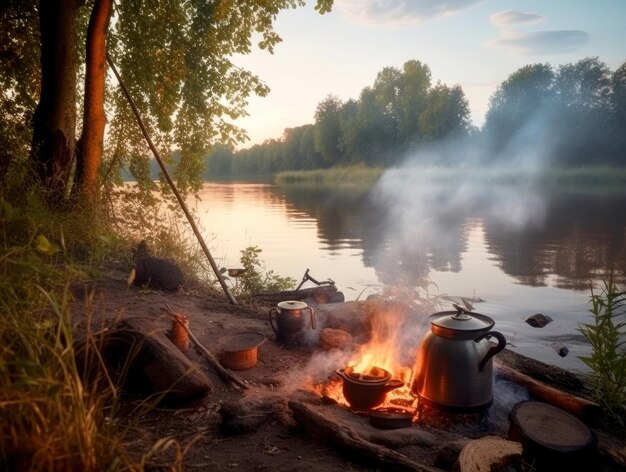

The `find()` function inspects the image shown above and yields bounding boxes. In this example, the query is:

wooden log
[96,317,212,404]
[495,363,601,422]
[455,437,522,472]
[496,348,587,394]
[289,400,444,472]
[508,401,597,470]
[253,285,344,304]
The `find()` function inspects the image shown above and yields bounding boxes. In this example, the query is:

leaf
[35,235,60,256]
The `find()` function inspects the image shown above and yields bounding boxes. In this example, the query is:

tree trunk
[75,0,112,201]
[31,0,79,202]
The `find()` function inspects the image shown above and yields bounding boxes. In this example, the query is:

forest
[203,57,626,178]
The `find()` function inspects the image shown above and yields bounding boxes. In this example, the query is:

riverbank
[274,165,626,190]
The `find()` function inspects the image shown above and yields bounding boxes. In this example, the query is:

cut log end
[509,401,597,469]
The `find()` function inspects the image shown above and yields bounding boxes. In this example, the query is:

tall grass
[275,164,384,186]
[275,164,626,190]
[0,187,196,470]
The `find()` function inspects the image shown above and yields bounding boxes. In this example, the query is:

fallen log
[253,285,344,304]
[289,400,443,472]
[496,348,587,394]
[88,317,212,404]
[495,363,601,422]
[455,436,522,472]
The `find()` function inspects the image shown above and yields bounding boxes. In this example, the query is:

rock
[455,436,522,472]
[551,342,569,357]
[434,439,470,470]
[319,328,353,351]
[524,313,553,328]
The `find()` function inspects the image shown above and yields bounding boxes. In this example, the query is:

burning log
[495,363,601,422]
[289,400,443,472]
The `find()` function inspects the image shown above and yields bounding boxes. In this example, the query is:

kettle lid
[430,305,495,332]
[277,300,309,310]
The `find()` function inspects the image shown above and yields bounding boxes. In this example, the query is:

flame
[318,305,418,409]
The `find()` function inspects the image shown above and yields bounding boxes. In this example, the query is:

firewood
[253,285,344,304]
[92,317,212,404]
[495,363,601,422]
[454,437,522,472]
[509,401,597,470]
[289,400,444,472]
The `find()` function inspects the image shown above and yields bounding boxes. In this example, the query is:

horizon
[232,0,626,149]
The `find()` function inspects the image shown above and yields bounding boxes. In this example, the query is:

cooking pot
[336,366,405,410]
[411,305,506,412]
[269,300,315,346]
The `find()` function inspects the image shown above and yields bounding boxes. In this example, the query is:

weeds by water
[0,186,196,469]
[275,164,384,186]
[578,276,626,425]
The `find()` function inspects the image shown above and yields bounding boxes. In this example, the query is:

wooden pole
[106,54,237,305]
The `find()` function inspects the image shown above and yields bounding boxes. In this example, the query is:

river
[192,179,626,372]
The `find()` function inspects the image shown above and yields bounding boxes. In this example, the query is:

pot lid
[277,300,309,310]
[222,331,266,352]
[430,310,495,331]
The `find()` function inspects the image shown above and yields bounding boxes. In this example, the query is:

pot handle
[335,368,348,381]
[307,306,316,330]
[475,331,506,371]
[269,308,279,335]
[384,378,405,393]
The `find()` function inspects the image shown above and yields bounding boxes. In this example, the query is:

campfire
[314,306,420,417]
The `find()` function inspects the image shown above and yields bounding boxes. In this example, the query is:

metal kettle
[269,300,315,346]
[411,305,506,412]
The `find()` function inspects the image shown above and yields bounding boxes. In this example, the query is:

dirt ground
[69,263,626,471]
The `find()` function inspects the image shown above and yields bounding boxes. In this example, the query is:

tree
[314,94,343,164]
[2,0,334,204]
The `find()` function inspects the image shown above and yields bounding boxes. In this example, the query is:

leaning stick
[164,306,249,389]
[107,53,237,305]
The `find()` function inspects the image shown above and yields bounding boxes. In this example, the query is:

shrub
[578,276,626,425]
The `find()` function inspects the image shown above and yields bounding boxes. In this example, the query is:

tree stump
[454,436,522,472]
[508,401,597,470]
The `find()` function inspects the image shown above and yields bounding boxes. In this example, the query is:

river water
[192,179,626,372]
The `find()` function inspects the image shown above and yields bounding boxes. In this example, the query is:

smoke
[369,108,567,286]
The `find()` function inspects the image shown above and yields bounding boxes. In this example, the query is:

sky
[232,0,626,148]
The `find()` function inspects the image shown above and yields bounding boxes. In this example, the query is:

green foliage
[578,276,626,425]
[236,246,295,295]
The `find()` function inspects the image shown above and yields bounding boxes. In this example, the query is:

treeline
[203,57,626,178]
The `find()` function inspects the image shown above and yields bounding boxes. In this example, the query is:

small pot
[369,407,414,429]
[336,366,405,410]
[220,332,266,370]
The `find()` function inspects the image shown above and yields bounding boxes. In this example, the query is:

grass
[275,164,626,191]
[275,164,384,186]
[0,183,203,470]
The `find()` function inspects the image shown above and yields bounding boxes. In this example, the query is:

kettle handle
[269,308,279,335]
[307,306,316,329]
[475,331,506,371]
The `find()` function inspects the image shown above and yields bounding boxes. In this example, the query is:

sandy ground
[69,264,625,471]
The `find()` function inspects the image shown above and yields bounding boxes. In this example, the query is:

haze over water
[194,179,626,373]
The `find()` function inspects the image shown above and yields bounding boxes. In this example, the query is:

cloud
[337,0,483,27]
[491,30,589,55]
[490,10,546,27]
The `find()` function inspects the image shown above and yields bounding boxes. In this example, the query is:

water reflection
[275,183,626,291]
